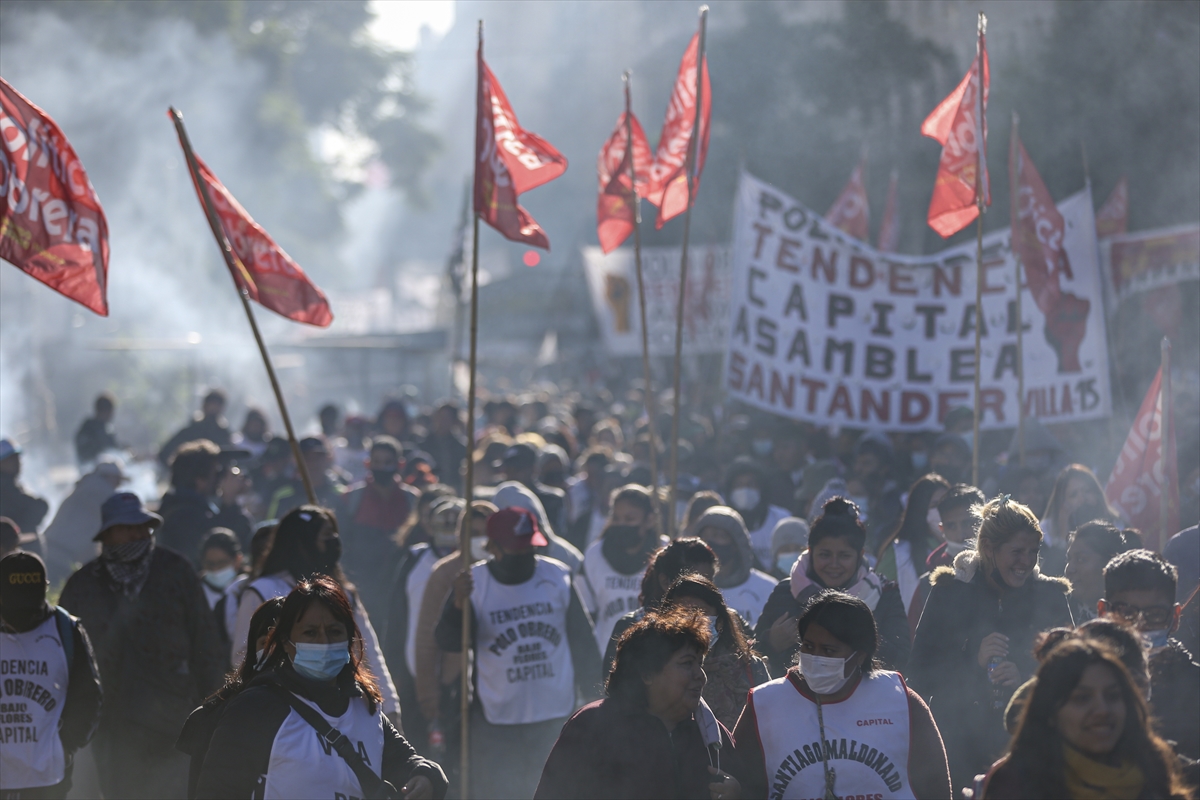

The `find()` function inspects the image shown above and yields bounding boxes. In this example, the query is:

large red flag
[825,158,869,240]
[1095,176,1128,239]
[646,31,711,229]
[1009,132,1091,373]
[596,108,652,254]
[0,78,109,315]
[188,153,332,327]
[921,24,989,238]
[1105,367,1179,552]
[877,169,900,252]
[474,48,567,250]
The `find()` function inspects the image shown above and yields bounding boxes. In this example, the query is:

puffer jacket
[908,549,1072,791]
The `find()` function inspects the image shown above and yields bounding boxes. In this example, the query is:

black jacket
[754,574,911,676]
[193,665,446,799]
[158,416,232,466]
[59,546,226,740]
[1149,639,1200,761]
[908,552,1072,790]
[0,474,49,534]
[156,488,218,568]
[74,417,119,464]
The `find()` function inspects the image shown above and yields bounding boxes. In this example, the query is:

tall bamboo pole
[1009,112,1026,467]
[625,72,660,533]
[1159,337,1172,553]
[970,12,987,488]
[169,108,316,506]
[666,5,708,537]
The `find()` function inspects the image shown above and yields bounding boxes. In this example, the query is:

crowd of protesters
[0,381,1198,800]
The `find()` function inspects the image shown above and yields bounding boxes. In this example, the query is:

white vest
[404,546,438,677]
[470,556,574,725]
[0,614,69,790]
[580,540,643,652]
[722,569,778,627]
[263,693,384,800]
[750,671,914,800]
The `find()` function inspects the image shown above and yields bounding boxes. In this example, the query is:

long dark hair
[662,574,758,662]
[795,590,879,674]
[258,505,346,585]
[209,596,285,702]
[1004,640,1185,799]
[875,474,950,565]
[263,575,383,711]
[1044,464,1115,527]
[639,537,716,609]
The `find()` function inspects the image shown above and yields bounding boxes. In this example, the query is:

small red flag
[825,158,870,240]
[1105,367,1179,552]
[921,22,989,238]
[474,47,567,250]
[877,170,900,252]
[0,78,109,315]
[596,109,652,254]
[188,154,332,327]
[1095,176,1128,239]
[646,31,711,229]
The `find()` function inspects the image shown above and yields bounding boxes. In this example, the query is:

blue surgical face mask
[705,615,720,650]
[291,641,350,682]
[204,566,238,591]
[1143,629,1171,650]
[776,551,800,575]
[911,451,929,470]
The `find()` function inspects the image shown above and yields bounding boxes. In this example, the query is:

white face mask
[730,487,761,512]
[705,615,720,650]
[926,506,941,535]
[469,536,489,561]
[799,651,857,695]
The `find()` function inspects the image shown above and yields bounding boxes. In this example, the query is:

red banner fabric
[474,50,567,249]
[596,111,653,254]
[646,32,711,229]
[877,170,900,252]
[1105,367,1179,552]
[189,154,332,327]
[0,78,109,315]
[921,33,989,238]
[1095,176,1128,239]
[825,159,870,240]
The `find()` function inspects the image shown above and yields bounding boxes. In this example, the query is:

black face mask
[371,468,398,486]
[316,538,342,573]
[491,552,536,584]
[541,471,565,486]
[2,603,48,633]
[604,524,644,552]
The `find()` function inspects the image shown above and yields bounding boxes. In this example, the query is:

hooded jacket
[492,481,583,574]
[41,468,117,584]
[691,507,778,627]
[908,548,1072,789]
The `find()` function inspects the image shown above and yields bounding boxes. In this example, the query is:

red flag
[1009,132,1091,373]
[825,158,870,240]
[1105,368,1179,551]
[1095,176,1128,239]
[188,154,332,327]
[921,23,989,238]
[474,49,567,249]
[0,78,109,315]
[596,110,652,254]
[877,170,900,252]
[646,31,711,229]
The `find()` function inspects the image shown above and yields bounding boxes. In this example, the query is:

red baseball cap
[486,507,547,551]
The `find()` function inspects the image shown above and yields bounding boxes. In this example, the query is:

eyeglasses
[1107,601,1173,629]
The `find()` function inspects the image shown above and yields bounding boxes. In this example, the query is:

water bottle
[987,657,1005,709]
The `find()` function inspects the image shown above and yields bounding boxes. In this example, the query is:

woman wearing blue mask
[197,576,447,799]
[734,590,951,800]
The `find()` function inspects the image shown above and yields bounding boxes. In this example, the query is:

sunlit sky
[367,0,456,50]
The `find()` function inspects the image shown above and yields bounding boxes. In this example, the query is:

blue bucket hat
[94,492,163,541]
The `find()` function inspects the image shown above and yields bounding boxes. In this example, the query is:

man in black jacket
[0,551,102,799]
[59,493,225,800]
[0,439,49,540]
[156,440,222,568]
[74,393,120,465]
[158,389,232,467]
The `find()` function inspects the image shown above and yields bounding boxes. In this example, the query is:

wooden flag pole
[1009,112,1026,468]
[970,12,987,488]
[169,107,316,506]
[1159,337,1172,553]
[459,21,485,797]
[625,71,661,534]
[666,5,708,537]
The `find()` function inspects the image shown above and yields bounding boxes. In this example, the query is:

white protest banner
[726,172,1112,431]
[583,244,730,356]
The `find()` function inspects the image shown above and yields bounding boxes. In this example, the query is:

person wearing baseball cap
[435,506,601,799]
[1,551,102,798]
[58,493,224,799]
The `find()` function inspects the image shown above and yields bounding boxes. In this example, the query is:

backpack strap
[266,684,395,799]
[54,606,75,670]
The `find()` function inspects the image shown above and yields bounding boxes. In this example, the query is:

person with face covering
[692,507,779,627]
[909,496,1073,794]
[435,507,602,799]
[229,505,402,722]
[768,517,809,580]
[578,484,669,652]
[980,640,1189,800]
[196,576,447,800]
[0,552,102,800]
[1063,521,1140,624]
[754,498,910,677]
[492,480,584,573]
[734,590,951,800]
[724,459,790,569]
[58,492,225,799]
[875,474,951,617]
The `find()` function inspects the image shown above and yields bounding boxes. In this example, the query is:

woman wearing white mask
[733,590,951,800]
[197,576,447,799]
[724,458,790,568]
